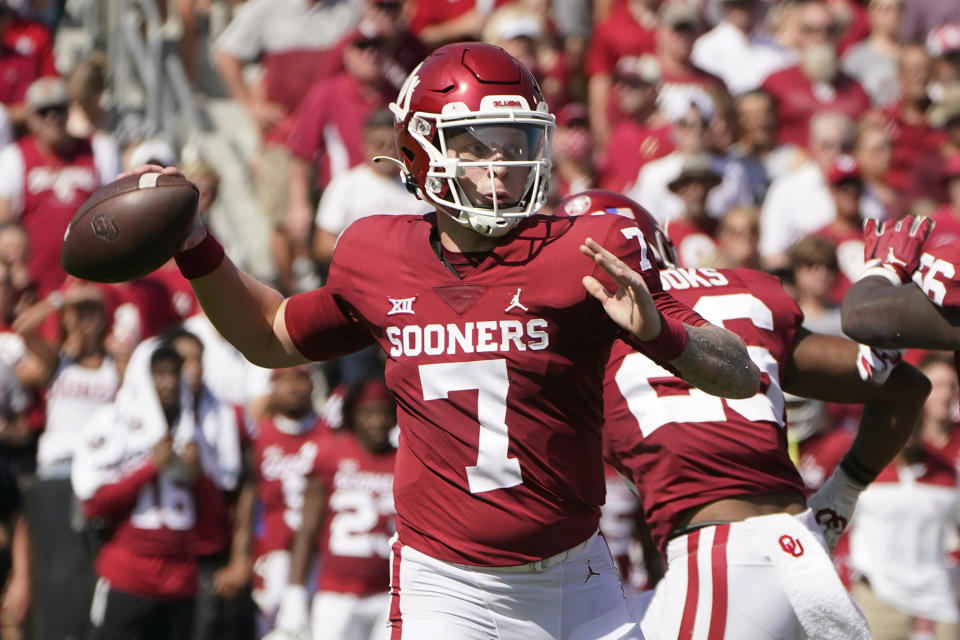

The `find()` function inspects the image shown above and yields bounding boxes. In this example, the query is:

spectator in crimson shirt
[761,1,870,147]
[883,44,944,199]
[596,55,672,193]
[406,0,510,48]
[586,0,658,151]
[924,154,960,251]
[283,28,393,294]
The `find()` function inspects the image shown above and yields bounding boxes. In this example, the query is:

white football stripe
[138,173,161,188]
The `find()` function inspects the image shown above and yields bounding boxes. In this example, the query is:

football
[60,172,199,283]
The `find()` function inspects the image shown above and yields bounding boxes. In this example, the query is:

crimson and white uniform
[283,212,701,639]
[252,413,327,615]
[0,135,111,295]
[71,396,220,602]
[310,430,396,640]
[912,241,960,376]
[605,266,847,640]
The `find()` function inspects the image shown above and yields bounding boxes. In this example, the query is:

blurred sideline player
[250,366,327,634]
[71,344,224,638]
[135,42,760,640]
[556,190,929,640]
[274,376,397,640]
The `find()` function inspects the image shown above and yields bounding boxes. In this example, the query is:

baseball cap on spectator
[928,85,960,128]
[614,54,662,86]
[926,24,960,58]
[556,103,589,128]
[659,85,716,122]
[127,139,177,168]
[658,1,702,29]
[668,152,722,192]
[25,77,68,112]
[826,155,861,186]
[482,6,543,43]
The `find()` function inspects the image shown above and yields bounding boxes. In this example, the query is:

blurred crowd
[0,0,955,638]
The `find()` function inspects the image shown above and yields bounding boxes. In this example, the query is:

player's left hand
[861,216,933,284]
[581,237,661,341]
[806,466,865,550]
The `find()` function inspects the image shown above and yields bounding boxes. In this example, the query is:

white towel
[744,511,871,640]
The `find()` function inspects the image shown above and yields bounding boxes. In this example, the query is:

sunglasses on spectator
[35,105,68,119]
[373,1,402,11]
[352,38,385,50]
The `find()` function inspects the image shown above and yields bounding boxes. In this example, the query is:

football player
[129,43,760,640]
[556,190,929,640]
[275,376,397,640]
[250,366,327,633]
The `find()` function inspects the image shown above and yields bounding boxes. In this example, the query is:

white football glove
[273,585,311,640]
[806,466,866,550]
[855,344,905,385]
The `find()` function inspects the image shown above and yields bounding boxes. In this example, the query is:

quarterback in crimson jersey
[557,190,928,640]
[133,43,760,640]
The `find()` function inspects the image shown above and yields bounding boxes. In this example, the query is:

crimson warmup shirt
[585,4,656,78]
[18,136,98,296]
[761,65,870,148]
[603,267,807,552]
[796,427,854,494]
[286,72,392,191]
[312,431,395,596]
[284,212,702,566]
[0,44,38,105]
[253,415,328,557]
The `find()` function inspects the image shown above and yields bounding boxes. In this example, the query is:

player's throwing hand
[581,237,661,341]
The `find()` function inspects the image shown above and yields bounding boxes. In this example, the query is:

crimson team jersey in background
[284,212,703,566]
[311,431,395,596]
[18,135,98,296]
[911,242,960,380]
[253,414,328,558]
[603,267,807,551]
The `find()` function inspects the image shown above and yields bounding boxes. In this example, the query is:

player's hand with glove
[807,460,871,550]
[860,216,934,285]
[272,584,311,640]
[855,343,905,385]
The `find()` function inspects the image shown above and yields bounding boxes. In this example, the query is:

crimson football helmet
[388,42,554,237]
[556,189,677,269]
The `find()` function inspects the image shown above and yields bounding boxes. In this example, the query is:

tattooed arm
[581,238,761,399]
[670,323,761,399]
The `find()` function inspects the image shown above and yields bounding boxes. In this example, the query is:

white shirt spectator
[627,152,754,225]
[691,20,794,96]
[850,460,960,624]
[842,41,900,107]
[759,162,886,260]
[315,163,433,237]
[215,0,362,61]
[37,356,119,477]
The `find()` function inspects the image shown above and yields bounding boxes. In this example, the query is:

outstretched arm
[783,329,930,547]
[842,277,960,350]
[581,238,761,399]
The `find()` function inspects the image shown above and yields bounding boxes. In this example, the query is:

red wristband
[175,231,225,279]
[626,312,688,362]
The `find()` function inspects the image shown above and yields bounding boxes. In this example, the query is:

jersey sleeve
[283,287,375,362]
[914,244,960,313]
[592,214,707,327]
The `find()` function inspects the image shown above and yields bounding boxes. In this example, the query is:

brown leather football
[60,172,199,283]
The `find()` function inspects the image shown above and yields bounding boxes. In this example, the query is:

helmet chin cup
[454,208,521,238]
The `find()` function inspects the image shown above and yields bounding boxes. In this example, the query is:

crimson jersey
[72,405,220,599]
[603,267,807,551]
[252,414,328,557]
[284,212,703,565]
[312,431,395,596]
[796,427,854,494]
[18,135,99,296]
